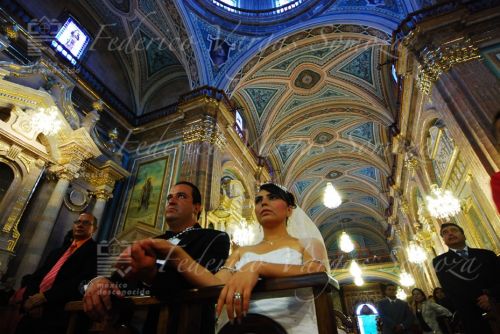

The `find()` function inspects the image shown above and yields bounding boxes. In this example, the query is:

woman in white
[411,288,452,334]
[139,182,329,333]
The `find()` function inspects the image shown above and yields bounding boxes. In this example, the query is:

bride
[139,182,330,333]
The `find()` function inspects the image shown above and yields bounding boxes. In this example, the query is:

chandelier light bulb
[407,241,427,264]
[425,185,461,219]
[31,106,62,136]
[354,275,365,286]
[339,231,355,253]
[323,182,342,209]
[400,271,415,287]
[349,260,362,277]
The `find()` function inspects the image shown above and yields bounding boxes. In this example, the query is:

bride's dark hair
[259,183,297,208]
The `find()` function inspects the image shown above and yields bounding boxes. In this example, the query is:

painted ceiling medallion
[326,170,343,179]
[313,132,333,145]
[294,69,321,89]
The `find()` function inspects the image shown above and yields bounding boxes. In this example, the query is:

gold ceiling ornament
[416,38,480,95]
[183,116,226,150]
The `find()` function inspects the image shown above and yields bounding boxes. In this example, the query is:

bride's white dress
[216,247,319,334]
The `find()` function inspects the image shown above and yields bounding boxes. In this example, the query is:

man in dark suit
[433,222,500,334]
[83,181,230,323]
[377,283,415,334]
[16,212,98,334]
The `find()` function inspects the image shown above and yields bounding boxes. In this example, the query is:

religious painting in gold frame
[123,157,169,230]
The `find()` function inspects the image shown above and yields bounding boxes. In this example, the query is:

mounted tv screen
[51,17,90,65]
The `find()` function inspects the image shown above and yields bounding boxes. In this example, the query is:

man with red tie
[15,212,97,334]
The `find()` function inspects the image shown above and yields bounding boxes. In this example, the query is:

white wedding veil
[287,206,330,270]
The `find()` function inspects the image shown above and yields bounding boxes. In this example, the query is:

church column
[85,160,129,226]
[91,190,112,223]
[178,91,228,217]
[14,166,76,283]
[15,130,100,283]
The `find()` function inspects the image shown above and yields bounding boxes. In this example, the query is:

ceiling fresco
[80,0,196,114]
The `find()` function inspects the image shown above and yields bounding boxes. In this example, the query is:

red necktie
[39,243,78,292]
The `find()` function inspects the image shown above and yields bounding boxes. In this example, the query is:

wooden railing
[65,272,340,334]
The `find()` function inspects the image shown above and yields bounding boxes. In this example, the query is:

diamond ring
[233,292,242,300]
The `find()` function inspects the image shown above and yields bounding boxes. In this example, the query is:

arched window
[0,162,14,204]
[356,303,379,334]
[426,120,455,185]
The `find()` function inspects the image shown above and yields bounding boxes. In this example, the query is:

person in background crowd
[377,283,415,334]
[432,288,455,313]
[411,288,452,334]
[15,213,98,334]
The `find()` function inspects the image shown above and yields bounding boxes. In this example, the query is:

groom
[83,181,230,325]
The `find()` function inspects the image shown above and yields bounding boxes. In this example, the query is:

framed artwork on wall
[123,157,169,230]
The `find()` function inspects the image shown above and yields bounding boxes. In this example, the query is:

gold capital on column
[416,38,480,94]
[83,160,129,189]
[48,164,79,181]
[91,189,112,201]
[183,115,226,150]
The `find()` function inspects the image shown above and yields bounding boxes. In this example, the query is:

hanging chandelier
[425,184,461,219]
[323,182,342,209]
[231,220,256,246]
[31,106,62,136]
[354,275,365,286]
[396,287,407,300]
[407,241,427,264]
[349,260,362,277]
[339,231,355,253]
[399,271,415,287]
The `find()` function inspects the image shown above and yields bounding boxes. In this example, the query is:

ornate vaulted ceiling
[80,0,199,115]
[227,28,395,258]
[78,0,413,259]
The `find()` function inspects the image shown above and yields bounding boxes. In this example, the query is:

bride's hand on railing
[216,261,262,322]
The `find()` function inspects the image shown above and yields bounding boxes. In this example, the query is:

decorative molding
[416,38,481,95]
[183,116,226,150]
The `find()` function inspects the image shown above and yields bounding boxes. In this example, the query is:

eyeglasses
[73,220,93,226]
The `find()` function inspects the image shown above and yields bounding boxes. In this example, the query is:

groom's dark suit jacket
[110,224,230,334]
[433,247,500,334]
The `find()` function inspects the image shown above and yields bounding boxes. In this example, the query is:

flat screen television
[51,16,91,65]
